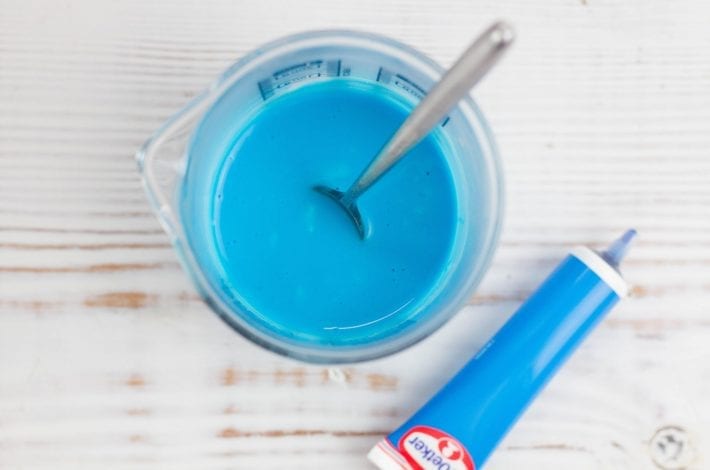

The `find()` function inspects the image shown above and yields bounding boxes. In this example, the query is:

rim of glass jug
[137,29,505,363]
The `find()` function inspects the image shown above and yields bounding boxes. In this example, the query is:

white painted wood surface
[1,0,709,468]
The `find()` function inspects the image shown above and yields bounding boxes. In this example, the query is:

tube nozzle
[602,229,637,267]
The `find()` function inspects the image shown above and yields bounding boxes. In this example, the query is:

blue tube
[368,230,636,470]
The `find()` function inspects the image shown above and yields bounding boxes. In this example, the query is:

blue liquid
[186,79,458,347]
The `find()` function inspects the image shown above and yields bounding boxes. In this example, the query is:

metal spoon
[314,20,515,238]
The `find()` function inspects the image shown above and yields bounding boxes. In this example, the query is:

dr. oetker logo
[438,437,463,461]
[398,426,475,470]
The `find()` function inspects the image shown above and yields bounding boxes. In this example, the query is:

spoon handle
[347,21,515,199]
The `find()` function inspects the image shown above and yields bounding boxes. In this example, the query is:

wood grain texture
[1,0,709,468]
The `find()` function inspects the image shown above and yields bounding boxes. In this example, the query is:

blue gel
[369,231,636,470]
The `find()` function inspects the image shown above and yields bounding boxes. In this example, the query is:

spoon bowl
[313,185,368,238]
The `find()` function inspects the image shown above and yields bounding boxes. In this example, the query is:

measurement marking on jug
[377,67,450,127]
[395,73,426,98]
[259,60,342,100]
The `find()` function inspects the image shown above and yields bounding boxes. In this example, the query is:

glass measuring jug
[137,30,504,363]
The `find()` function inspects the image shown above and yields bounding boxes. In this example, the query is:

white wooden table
[2,0,709,468]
